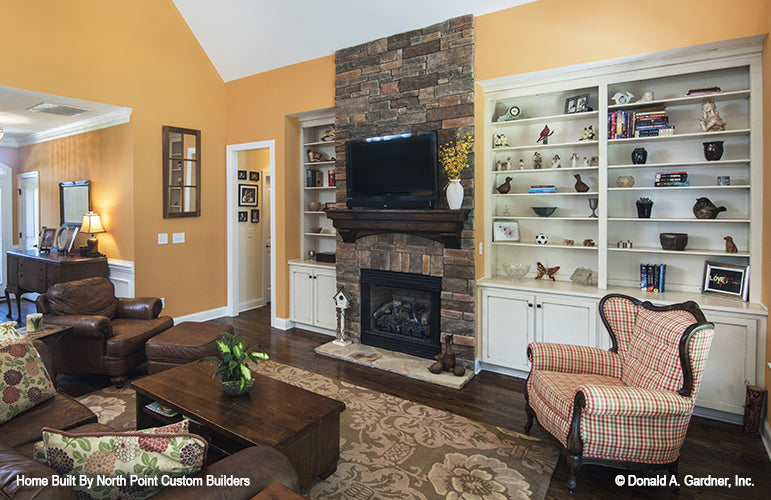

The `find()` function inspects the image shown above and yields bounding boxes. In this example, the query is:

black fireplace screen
[360,269,442,359]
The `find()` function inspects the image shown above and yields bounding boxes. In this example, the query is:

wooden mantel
[325,208,470,249]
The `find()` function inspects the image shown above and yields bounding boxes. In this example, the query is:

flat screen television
[345,130,438,209]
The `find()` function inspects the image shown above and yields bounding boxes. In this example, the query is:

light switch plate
[172,232,185,244]
[158,233,168,245]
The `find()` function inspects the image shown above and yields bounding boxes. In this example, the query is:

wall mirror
[60,180,91,226]
[163,125,201,218]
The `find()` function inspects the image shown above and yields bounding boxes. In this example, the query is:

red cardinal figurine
[536,125,554,144]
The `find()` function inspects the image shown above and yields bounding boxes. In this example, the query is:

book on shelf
[528,184,556,193]
[635,126,675,137]
[640,263,666,292]
[655,180,690,187]
[655,171,688,178]
[305,169,323,187]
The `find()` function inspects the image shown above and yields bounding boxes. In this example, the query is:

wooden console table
[4,250,109,323]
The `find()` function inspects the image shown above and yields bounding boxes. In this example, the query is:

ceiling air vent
[27,102,89,117]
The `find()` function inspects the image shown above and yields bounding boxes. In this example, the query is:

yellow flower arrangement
[439,134,474,179]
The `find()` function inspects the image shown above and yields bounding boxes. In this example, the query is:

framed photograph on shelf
[249,171,260,182]
[492,221,520,242]
[237,170,247,180]
[38,227,57,252]
[238,184,258,207]
[238,211,247,222]
[564,93,589,114]
[702,261,749,300]
[251,209,259,223]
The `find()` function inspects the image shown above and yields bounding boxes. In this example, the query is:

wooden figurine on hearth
[428,335,466,377]
[333,289,352,346]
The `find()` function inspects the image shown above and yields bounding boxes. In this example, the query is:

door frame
[17,171,39,252]
[225,140,276,324]
[0,163,13,287]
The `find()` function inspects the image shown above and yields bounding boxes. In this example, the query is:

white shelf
[493,139,598,152]
[304,232,336,237]
[607,89,750,111]
[304,140,335,147]
[304,160,335,166]
[608,159,750,169]
[607,246,750,257]
[304,186,336,190]
[608,129,750,144]
[493,166,598,174]
[609,217,750,223]
[492,110,599,126]
[608,185,750,191]
[304,211,326,215]
[494,216,597,221]
[492,242,598,250]
[493,192,599,197]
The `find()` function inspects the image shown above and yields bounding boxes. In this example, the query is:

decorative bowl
[616,175,635,187]
[659,233,688,251]
[505,263,530,282]
[307,201,322,211]
[531,207,557,217]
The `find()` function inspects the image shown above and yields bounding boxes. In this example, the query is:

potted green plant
[199,331,269,396]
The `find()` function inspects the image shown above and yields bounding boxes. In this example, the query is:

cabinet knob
[536,303,542,309]
[528,303,533,307]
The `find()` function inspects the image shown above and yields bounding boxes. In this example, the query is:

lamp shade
[81,212,105,234]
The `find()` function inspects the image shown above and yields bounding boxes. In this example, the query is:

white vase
[446,179,463,209]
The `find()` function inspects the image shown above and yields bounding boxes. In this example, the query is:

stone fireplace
[332,15,475,365]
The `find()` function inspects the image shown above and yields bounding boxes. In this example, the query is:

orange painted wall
[0,0,226,316]
[225,56,335,318]
[17,124,132,258]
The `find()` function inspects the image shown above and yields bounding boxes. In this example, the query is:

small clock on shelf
[497,105,527,122]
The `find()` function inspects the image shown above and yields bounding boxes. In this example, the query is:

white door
[481,288,534,372]
[314,268,337,330]
[17,172,39,251]
[290,265,314,325]
[262,169,271,303]
[0,164,12,287]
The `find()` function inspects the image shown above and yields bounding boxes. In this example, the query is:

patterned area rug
[79,362,559,499]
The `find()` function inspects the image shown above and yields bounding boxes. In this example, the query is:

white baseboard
[272,316,294,330]
[763,420,771,462]
[239,298,266,313]
[174,307,228,324]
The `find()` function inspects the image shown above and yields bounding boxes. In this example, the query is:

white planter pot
[446,179,463,209]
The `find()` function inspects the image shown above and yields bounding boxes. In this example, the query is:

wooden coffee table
[131,361,345,488]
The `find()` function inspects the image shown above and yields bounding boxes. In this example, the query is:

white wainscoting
[108,259,135,298]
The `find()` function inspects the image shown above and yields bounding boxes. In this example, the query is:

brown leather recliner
[35,277,173,387]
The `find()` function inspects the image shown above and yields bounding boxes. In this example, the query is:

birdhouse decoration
[333,289,352,346]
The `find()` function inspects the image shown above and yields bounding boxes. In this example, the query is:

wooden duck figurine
[573,174,590,192]
[496,177,513,194]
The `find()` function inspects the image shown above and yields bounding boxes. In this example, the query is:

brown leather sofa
[35,277,174,387]
[0,342,300,499]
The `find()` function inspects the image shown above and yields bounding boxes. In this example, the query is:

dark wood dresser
[5,250,109,322]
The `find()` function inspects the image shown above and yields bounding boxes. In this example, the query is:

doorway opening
[0,163,13,288]
[226,141,275,324]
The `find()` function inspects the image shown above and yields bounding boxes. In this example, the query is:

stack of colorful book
[306,169,323,187]
[640,263,666,292]
[607,107,675,139]
[655,171,689,187]
[528,185,556,193]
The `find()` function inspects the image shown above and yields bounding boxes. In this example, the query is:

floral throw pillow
[0,337,56,424]
[41,424,207,500]
[0,321,24,349]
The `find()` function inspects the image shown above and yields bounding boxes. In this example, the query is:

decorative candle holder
[26,313,43,333]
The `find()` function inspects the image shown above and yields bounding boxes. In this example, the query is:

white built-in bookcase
[480,36,763,302]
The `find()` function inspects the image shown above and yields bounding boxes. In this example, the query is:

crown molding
[11,108,132,148]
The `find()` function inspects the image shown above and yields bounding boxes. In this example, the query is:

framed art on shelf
[702,261,749,301]
[492,221,520,242]
[238,184,258,207]
[564,93,589,114]
[38,227,56,252]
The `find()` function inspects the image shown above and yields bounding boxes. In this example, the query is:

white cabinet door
[695,312,758,415]
[481,288,534,372]
[290,266,314,325]
[536,295,597,347]
[314,268,338,330]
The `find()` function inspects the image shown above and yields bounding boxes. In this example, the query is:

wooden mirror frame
[162,125,201,218]
[59,180,91,226]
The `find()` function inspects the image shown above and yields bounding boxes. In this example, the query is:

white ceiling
[172,0,534,82]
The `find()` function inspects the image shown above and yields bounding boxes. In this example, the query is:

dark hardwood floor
[18,298,770,499]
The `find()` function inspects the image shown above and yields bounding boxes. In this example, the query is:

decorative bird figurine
[724,236,738,253]
[536,125,554,144]
[496,177,513,194]
[535,262,559,281]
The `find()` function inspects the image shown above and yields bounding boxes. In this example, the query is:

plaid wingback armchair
[524,294,714,492]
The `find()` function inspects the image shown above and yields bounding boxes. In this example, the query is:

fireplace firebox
[359,269,442,359]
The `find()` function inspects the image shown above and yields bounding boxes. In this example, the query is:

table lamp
[81,211,106,257]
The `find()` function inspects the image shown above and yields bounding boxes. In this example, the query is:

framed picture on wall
[492,221,520,242]
[249,171,260,182]
[238,184,258,207]
[702,261,749,300]
[238,211,247,222]
[251,209,259,223]
[237,170,247,180]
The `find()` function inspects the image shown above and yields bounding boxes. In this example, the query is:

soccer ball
[535,233,549,245]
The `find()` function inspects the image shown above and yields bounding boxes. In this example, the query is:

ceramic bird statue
[496,177,513,194]
[724,236,738,253]
[536,125,554,144]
